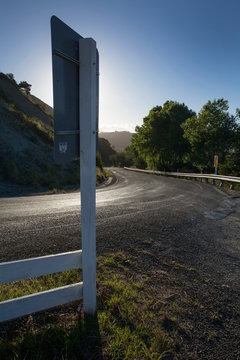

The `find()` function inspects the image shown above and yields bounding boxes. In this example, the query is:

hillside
[0,73,79,195]
[0,73,53,127]
[29,94,53,117]
[99,131,132,152]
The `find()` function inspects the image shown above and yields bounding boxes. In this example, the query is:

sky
[0,0,239,132]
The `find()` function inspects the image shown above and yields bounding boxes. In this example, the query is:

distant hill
[99,131,133,152]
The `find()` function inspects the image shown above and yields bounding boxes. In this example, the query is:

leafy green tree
[181,99,238,172]
[131,101,195,170]
[18,81,32,95]
[123,145,146,169]
[109,152,125,167]
[218,111,240,176]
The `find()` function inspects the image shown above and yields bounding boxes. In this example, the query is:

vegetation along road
[1,168,240,358]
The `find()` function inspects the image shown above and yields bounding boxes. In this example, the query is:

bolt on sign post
[51,16,99,315]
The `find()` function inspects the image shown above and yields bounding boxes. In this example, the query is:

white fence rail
[0,250,82,322]
[0,282,83,323]
[124,167,240,187]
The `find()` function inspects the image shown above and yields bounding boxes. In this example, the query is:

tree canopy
[6,73,17,85]
[131,101,195,170]
[18,81,32,95]
[181,99,238,171]
[122,98,240,176]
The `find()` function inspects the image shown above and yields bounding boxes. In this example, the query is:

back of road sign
[51,16,99,164]
[51,16,82,163]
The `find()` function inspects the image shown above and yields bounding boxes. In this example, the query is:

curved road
[1,168,240,357]
[0,168,239,287]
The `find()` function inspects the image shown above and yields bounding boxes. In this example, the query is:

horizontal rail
[0,282,83,322]
[0,250,82,284]
[124,167,240,184]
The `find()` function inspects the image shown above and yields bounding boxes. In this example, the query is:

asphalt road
[1,167,240,357]
[0,168,240,290]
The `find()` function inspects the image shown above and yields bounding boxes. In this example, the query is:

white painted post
[79,38,97,315]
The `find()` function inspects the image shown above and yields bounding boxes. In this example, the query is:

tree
[218,110,240,176]
[110,152,129,167]
[131,101,195,170]
[6,73,17,85]
[181,99,238,172]
[18,81,32,95]
[123,145,146,169]
[98,137,116,166]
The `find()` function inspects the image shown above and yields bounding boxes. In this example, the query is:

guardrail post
[220,181,224,187]
[230,183,235,190]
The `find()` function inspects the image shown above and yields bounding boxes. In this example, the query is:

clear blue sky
[1,0,239,132]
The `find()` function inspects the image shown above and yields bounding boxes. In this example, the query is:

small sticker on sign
[59,142,68,153]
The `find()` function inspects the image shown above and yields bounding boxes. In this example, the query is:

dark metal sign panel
[51,16,99,164]
[51,16,82,164]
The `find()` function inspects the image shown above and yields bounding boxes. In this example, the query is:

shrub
[96,152,103,170]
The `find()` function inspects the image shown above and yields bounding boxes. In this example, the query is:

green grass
[19,111,54,146]
[6,102,53,146]
[0,269,81,302]
[0,252,182,359]
[103,168,113,178]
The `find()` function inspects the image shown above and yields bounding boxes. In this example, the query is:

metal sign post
[51,16,98,315]
[79,38,97,314]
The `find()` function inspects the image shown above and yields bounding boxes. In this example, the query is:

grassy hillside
[28,94,53,118]
[0,73,107,195]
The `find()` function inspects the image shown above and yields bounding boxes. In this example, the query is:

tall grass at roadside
[0,88,53,145]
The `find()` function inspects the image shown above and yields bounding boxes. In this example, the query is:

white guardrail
[124,167,240,188]
[0,250,82,322]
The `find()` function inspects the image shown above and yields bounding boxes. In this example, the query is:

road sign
[51,16,81,163]
[51,16,98,315]
[214,155,218,168]
[51,16,99,163]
